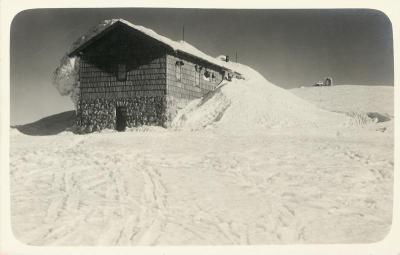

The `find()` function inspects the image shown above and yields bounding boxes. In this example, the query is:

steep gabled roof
[68,19,239,74]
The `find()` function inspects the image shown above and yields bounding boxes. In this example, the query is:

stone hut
[68,19,240,132]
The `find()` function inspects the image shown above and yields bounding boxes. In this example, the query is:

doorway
[116,106,127,131]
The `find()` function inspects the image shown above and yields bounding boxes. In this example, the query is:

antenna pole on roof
[182,25,185,42]
[235,51,238,63]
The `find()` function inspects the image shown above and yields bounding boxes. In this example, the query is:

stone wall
[74,26,230,132]
[76,31,168,133]
[75,96,166,133]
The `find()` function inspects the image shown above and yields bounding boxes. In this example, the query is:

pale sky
[10,8,393,125]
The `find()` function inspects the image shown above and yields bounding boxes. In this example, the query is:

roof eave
[175,49,237,74]
[67,20,176,58]
[66,19,238,74]
[67,21,123,57]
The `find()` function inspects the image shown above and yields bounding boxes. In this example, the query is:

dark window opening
[203,70,211,81]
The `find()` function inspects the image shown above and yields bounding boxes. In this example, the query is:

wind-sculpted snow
[171,63,374,131]
[52,56,80,106]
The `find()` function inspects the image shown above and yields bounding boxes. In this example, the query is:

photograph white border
[1,0,399,254]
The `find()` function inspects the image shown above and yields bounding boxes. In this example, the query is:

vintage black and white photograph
[9,8,394,245]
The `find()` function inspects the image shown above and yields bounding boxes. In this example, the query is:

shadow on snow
[11,111,76,136]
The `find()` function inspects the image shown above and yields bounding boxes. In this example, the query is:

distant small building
[324,77,333,86]
[313,77,333,87]
[68,19,240,132]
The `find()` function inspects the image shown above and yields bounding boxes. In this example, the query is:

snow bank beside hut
[171,63,358,131]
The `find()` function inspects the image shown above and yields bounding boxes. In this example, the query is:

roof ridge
[68,18,239,73]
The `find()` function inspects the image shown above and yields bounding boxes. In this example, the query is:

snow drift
[171,63,359,131]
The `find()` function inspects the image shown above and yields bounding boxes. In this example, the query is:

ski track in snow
[10,125,393,245]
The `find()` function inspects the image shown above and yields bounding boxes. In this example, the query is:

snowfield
[10,62,393,245]
[291,85,393,117]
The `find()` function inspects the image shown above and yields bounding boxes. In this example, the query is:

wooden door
[116,106,127,131]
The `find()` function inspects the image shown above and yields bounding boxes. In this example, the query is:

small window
[211,72,216,82]
[175,61,184,81]
[223,70,232,81]
[203,70,211,81]
[195,65,201,86]
[175,64,181,81]
[117,63,127,81]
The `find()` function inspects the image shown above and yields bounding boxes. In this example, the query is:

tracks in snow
[130,157,169,245]
[10,129,393,245]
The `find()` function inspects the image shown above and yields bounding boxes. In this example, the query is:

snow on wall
[52,19,118,106]
[52,56,80,106]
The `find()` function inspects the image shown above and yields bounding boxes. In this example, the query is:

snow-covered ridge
[291,85,394,117]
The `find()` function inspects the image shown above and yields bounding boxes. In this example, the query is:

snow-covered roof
[69,19,240,74]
